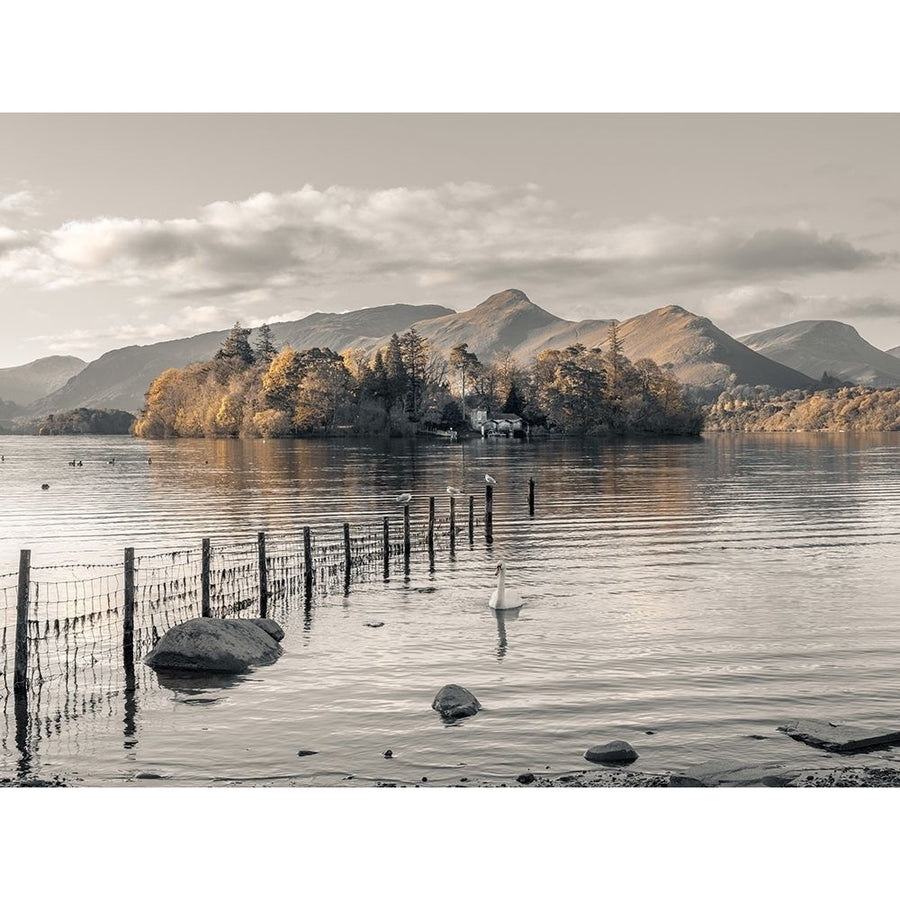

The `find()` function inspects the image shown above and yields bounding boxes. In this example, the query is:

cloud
[0,183,891,308]
[0,188,44,220]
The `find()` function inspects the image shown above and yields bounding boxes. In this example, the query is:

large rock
[777,719,900,753]
[145,617,283,673]
[584,740,639,765]
[432,684,481,719]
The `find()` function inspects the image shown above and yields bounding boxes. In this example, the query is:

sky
[0,113,899,368]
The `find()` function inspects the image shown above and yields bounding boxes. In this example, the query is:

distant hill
[607,305,817,394]
[28,304,453,415]
[0,355,86,405]
[888,345,900,359]
[740,320,900,388]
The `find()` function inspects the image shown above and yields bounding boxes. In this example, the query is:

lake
[2,431,900,786]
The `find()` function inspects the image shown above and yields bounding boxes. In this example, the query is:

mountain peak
[475,288,535,311]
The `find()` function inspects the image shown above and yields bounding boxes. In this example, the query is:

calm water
[2,431,900,786]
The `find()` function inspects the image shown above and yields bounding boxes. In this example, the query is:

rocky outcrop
[145,617,283,673]
[584,740,639,764]
[777,719,900,753]
[432,684,481,719]
[670,761,798,787]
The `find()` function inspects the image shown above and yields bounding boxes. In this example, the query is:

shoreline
[8,761,900,788]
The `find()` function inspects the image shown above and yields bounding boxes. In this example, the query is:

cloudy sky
[0,113,898,368]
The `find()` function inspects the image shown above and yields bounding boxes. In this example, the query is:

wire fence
[1,500,489,706]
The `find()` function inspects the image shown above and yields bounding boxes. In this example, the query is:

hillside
[0,355,86,405]
[29,303,452,414]
[740,320,900,388]
[609,305,816,394]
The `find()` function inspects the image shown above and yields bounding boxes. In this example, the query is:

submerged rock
[584,740,639,765]
[777,719,900,753]
[432,684,481,719]
[145,617,283,674]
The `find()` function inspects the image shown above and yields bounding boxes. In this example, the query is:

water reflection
[493,607,521,661]
[152,668,244,693]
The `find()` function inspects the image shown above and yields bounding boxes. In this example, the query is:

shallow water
[2,431,900,786]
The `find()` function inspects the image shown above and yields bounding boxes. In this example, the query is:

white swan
[485,474,497,485]
[489,561,523,609]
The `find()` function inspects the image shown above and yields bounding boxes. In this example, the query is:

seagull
[396,492,412,505]
[485,474,497,485]
[446,486,461,496]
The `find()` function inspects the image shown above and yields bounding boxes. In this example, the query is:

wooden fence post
[258,531,268,619]
[14,549,30,692]
[383,517,390,581]
[343,522,352,593]
[485,484,493,544]
[123,547,135,674]
[469,495,474,545]
[427,497,435,555]
[403,504,411,567]
[449,494,456,553]
[529,477,535,516]
[201,538,211,617]
[304,526,313,600]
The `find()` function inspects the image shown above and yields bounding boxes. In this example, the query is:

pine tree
[255,323,277,363]
[215,321,255,367]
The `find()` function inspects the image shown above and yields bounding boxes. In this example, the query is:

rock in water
[145,618,283,674]
[777,719,900,753]
[432,684,481,719]
[584,740,639,764]
[252,618,285,641]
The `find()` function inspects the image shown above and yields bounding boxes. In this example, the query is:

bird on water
[446,486,461,496]
[396,492,412,505]
[41,483,50,490]
[485,474,497,485]
[489,561,523,610]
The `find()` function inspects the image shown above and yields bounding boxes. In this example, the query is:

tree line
[133,321,704,439]
[705,383,900,432]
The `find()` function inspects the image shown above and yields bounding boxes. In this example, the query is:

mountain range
[7,289,898,415]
